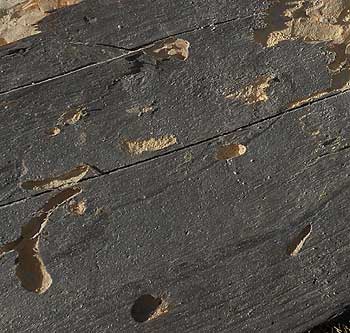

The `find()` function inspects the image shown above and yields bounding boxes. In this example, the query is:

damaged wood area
[21,165,89,191]
[144,38,190,61]
[0,0,350,332]
[225,75,273,105]
[0,187,81,293]
[287,224,312,256]
[124,136,178,155]
[1,88,350,330]
[255,0,350,107]
[0,0,82,46]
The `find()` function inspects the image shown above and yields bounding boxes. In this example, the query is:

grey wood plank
[0,90,349,332]
[0,0,268,92]
[0,14,333,206]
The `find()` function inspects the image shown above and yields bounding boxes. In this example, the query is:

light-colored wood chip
[69,200,86,216]
[287,224,312,256]
[216,143,246,160]
[125,135,177,155]
[21,165,89,191]
[47,127,61,137]
[144,37,190,61]
[21,187,81,239]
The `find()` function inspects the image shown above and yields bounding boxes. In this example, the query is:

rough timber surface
[0,0,268,92]
[0,0,350,332]
[0,17,332,205]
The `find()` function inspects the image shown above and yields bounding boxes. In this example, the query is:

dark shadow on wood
[306,306,350,333]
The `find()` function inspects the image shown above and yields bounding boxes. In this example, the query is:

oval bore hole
[131,294,162,323]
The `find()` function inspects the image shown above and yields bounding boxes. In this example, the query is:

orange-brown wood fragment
[0,0,83,46]
[15,237,52,294]
[69,200,86,216]
[47,127,61,137]
[21,165,89,191]
[59,106,87,126]
[125,136,177,155]
[216,143,246,160]
[226,75,272,105]
[287,224,312,256]
[144,37,190,61]
[0,187,81,294]
[21,187,81,239]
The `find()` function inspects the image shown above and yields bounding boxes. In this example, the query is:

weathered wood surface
[1,92,350,332]
[1,0,350,332]
[0,15,331,206]
[0,0,267,93]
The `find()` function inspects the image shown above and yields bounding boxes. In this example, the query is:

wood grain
[0,14,333,206]
[0,90,349,331]
[0,0,349,332]
[0,0,268,92]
